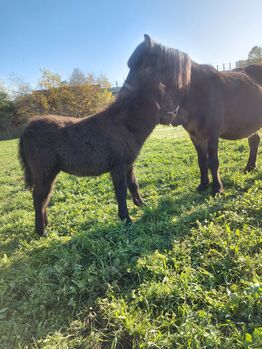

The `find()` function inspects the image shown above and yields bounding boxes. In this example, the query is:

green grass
[0,126,261,349]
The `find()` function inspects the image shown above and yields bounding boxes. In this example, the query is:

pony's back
[242,64,262,86]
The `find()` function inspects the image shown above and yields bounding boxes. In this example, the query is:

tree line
[0,68,114,139]
[236,45,262,68]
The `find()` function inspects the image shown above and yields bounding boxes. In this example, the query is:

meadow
[0,126,261,349]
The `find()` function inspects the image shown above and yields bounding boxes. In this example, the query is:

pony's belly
[220,123,261,140]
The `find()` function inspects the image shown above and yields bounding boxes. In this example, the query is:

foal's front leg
[190,136,209,191]
[207,136,223,194]
[111,165,132,223]
[127,165,145,206]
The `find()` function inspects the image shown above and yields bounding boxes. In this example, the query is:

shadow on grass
[1,172,261,348]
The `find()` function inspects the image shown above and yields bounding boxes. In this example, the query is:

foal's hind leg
[44,211,48,226]
[127,165,145,206]
[244,133,260,172]
[190,136,209,191]
[33,173,57,237]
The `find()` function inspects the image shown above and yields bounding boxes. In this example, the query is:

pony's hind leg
[244,133,260,172]
[44,211,48,226]
[127,165,145,206]
[207,136,223,195]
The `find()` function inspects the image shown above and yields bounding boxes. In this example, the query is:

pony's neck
[179,61,218,103]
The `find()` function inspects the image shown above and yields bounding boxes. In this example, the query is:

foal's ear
[144,34,152,48]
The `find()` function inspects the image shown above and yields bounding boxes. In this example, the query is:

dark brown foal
[19,83,174,236]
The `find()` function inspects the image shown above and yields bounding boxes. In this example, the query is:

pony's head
[118,35,191,123]
[120,35,192,95]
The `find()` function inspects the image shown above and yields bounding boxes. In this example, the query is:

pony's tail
[18,136,33,190]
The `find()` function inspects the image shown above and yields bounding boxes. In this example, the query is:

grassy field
[0,126,261,349]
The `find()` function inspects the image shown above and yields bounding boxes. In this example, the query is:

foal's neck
[124,103,158,145]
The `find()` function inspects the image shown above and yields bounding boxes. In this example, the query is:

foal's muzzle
[120,81,162,111]
[123,82,136,91]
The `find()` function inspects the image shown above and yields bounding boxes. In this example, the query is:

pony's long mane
[128,40,192,90]
[158,44,192,90]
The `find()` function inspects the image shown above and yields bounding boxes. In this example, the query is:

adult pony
[19,81,174,236]
[121,35,262,194]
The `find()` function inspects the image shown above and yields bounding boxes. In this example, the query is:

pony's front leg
[190,136,209,191]
[127,165,145,206]
[207,137,223,194]
[111,165,132,223]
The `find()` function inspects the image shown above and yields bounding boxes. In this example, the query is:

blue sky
[1,0,262,87]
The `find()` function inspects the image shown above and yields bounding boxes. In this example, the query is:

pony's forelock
[127,39,192,90]
[157,43,192,90]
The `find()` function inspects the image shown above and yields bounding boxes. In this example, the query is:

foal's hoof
[125,217,133,225]
[37,230,48,238]
[197,183,209,192]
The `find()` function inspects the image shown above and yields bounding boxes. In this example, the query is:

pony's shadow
[222,169,262,192]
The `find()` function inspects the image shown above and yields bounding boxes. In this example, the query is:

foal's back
[22,113,114,177]
[21,106,142,179]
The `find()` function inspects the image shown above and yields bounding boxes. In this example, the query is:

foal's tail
[18,136,33,190]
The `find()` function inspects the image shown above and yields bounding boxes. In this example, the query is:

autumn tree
[69,68,87,86]
[19,68,113,118]
[7,73,32,104]
[248,46,262,61]
[38,69,62,89]
[246,45,262,66]
[0,82,15,135]
[7,74,34,126]
[1,68,114,135]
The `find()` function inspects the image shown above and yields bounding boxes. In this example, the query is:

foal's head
[118,77,176,126]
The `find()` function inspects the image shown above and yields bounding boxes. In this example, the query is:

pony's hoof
[212,187,224,196]
[197,183,209,192]
[125,217,133,225]
[244,166,256,173]
[133,197,146,207]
